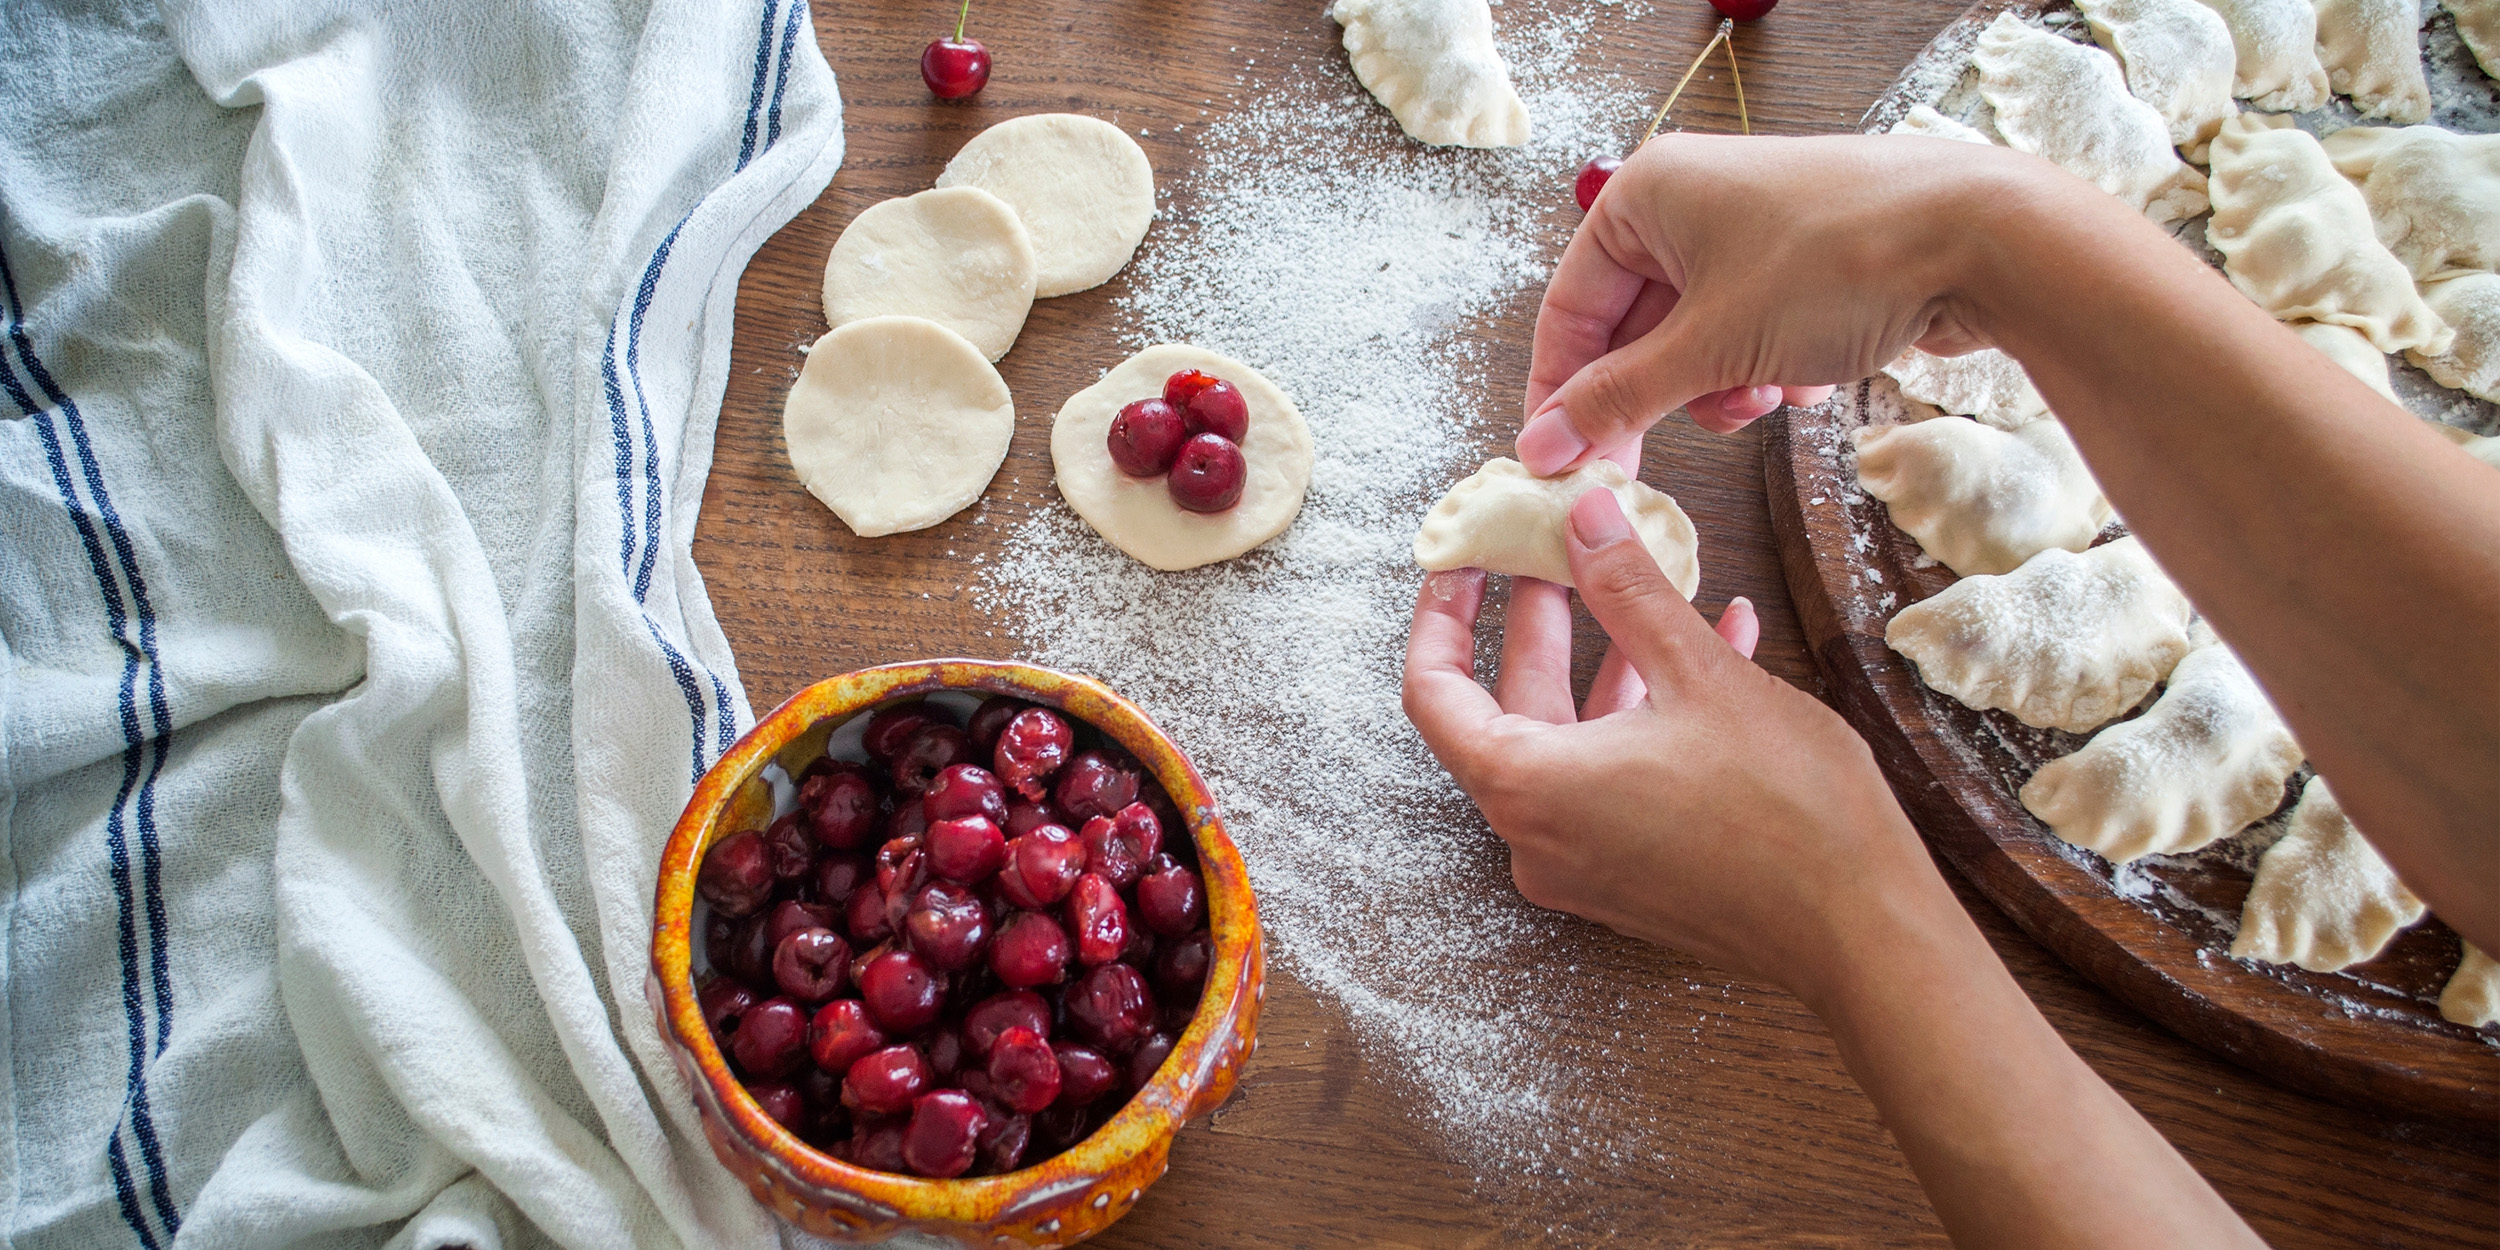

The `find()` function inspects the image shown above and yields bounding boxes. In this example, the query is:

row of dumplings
[1857,4,2497,1027]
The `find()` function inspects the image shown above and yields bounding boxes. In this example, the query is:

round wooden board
[1765,389,2499,1121]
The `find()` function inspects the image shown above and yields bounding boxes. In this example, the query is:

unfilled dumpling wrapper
[2230,774,2426,971]
[1329,0,1531,148]
[2205,115,2452,355]
[2077,0,2240,156]
[2406,272,2500,401]
[1885,536,2195,733]
[1882,347,2052,430]
[2291,321,2399,399]
[2449,0,2500,78]
[1975,14,2211,224]
[1888,103,1996,145]
[1051,344,1313,571]
[821,187,1036,362]
[2442,943,2500,1027]
[936,114,1154,298]
[783,316,1013,537]
[2314,0,2433,123]
[2184,0,2330,109]
[2321,126,2500,283]
[1413,458,1700,598]
[1854,417,2112,578]
[2021,627,2303,862]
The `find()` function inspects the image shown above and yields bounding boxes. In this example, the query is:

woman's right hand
[1517,132,2069,475]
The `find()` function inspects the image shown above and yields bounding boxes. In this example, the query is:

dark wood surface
[695,0,2500,1243]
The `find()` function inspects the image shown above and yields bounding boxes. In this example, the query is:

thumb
[1518,311,1724,476]
[1563,487,1724,692]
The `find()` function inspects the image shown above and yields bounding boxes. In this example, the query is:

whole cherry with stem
[1574,15,1753,211]
[921,0,992,100]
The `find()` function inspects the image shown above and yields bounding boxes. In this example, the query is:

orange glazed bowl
[650,659,1263,1247]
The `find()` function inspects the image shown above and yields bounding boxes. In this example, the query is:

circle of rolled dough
[783,315,1014,537]
[821,186,1036,362]
[935,114,1155,298]
[1051,344,1313,571]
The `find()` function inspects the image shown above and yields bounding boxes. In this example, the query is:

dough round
[822,187,1036,361]
[783,316,1014,537]
[935,114,1155,298]
[1051,344,1312,571]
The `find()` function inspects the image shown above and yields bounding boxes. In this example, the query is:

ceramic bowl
[650,659,1264,1247]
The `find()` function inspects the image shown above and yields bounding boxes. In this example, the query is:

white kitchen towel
[0,1,842,1246]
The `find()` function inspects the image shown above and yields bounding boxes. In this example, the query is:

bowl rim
[650,657,1260,1222]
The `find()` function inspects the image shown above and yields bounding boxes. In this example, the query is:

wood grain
[697,0,2500,1243]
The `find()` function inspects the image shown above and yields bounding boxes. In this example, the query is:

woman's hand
[1400,488,1959,995]
[1516,132,2053,475]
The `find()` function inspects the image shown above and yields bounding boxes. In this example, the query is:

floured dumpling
[1329,0,1530,148]
[2320,126,2500,283]
[2184,0,2330,109]
[1888,103,1995,144]
[2205,115,2452,355]
[2020,626,2303,862]
[1413,458,1700,597]
[2448,0,2500,78]
[2313,0,2433,122]
[2077,0,2240,156]
[1885,536,2196,733]
[2442,943,2500,1027]
[2407,272,2500,402]
[2291,321,2400,400]
[2231,775,2426,971]
[1882,348,2052,430]
[1855,417,2112,577]
[1974,14,2211,224]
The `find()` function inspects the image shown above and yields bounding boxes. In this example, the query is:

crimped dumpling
[1412,458,1699,596]
[2313,0,2432,123]
[2184,0,2330,109]
[2320,126,2500,283]
[2021,627,2302,862]
[1328,0,1530,148]
[2230,775,2425,971]
[2442,943,2500,1028]
[1855,417,2112,577]
[2407,272,2500,402]
[1882,348,2052,430]
[2291,321,2399,400]
[2078,0,2240,155]
[1885,536,2196,733]
[1974,14,2210,224]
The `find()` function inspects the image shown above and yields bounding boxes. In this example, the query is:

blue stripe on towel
[1,244,182,1245]
[766,0,807,150]
[736,0,786,172]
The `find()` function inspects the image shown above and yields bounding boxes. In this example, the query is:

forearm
[1800,871,2264,1250]
[1941,166,2500,946]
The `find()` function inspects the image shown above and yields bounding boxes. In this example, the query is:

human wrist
[1782,841,1991,1029]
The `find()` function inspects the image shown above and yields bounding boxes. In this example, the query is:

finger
[1690,386,1783,434]
[1401,569,1503,775]
[1494,578,1578,723]
[1580,643,1650,720]
[1605,280,1681,353]
[1522,225,1654,428]
[1604,432,1644,475]
[1521,306,1731,476]
[1714,596,1760,660]
[1782,384,1837,410]
[1564,487,1725,693]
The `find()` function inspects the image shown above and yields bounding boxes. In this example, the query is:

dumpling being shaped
[2447,0,2500,78]
[2320,126,2500,283]
[2184,0,2330,109]
[2312,0,2433,123]
[1413,458,1700,597]
[1888,103,1996,145]
[2406,272,2500,401]
[2205,114,2452,355]
[1885,536,2196,733]
[2078,0,2240,156]
[1855,417,2113,577]
[1882,348,2052,430]
[2020,626,2303,862]
[2442,943,2500,1028]
[2230,774,2426,971]
[1329,0,1531,148]
[2291,321,2399,400]
[1974,14,2211,224]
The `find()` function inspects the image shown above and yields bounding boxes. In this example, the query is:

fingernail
[1568,487,1633,548]
[1424,568,1485,603]
[1518,408,1590,477]
[1746,386,1781,411]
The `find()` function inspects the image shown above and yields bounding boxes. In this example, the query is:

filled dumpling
[2320,126,2500,284]
[1855,417,2112,577]
[1974,14,2211,224]
[2230,775,2426,971]
[1329,0,1531,148]
[2183,0,2330,110]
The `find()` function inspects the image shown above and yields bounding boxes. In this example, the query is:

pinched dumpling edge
[1329,0,1531,148]
[1413,457,1699,597]
[2229,775,2427,972]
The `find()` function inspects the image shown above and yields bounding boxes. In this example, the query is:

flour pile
[979,0,1711,1203]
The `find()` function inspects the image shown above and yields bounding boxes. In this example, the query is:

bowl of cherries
[650,660,1262,1247]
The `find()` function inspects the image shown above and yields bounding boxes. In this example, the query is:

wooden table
[695,0,2500,1242]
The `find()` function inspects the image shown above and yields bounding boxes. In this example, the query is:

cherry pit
[695,694,1213,1178]
[1108,369,1251,513]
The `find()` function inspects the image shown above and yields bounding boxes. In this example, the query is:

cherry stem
[1726,24,1751,136]
[953,0,971,42]
[1642,17,1734,145]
